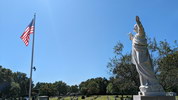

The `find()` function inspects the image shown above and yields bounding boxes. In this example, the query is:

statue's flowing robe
[132,34,164,92]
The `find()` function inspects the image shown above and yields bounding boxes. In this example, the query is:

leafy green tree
[158,52,178,92]
[147,39,178,92]
[53,81,69,96]
[0,66,13,98]
[107,42,139,94]
[106,82,114,94]
[35,82,57,96]
[107,39,178,94]
[79,77,108,95]
[9,82,20,98]
[87,81,99,95]
[92,77,108,95]
[79,81,88,95]
[106,77,121,94]
[0,66,30,98]
[69,85,79,94]
[13,72,29,97]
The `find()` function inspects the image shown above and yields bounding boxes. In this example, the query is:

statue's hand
[136,16,140,22]
[136,16,141,26]
[135,16,145,37]
[129,32,134,40]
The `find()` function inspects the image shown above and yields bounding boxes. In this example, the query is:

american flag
[20,19,35,46]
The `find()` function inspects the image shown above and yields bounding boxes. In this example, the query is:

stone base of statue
[133,95,176,100]
[138,85,166,96]
[138,91,166,96]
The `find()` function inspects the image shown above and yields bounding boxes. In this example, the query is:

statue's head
[134,24,139,33]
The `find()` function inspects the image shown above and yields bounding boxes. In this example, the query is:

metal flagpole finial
[34,13,36,20]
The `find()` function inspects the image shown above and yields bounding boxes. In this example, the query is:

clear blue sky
[0,0,178,85]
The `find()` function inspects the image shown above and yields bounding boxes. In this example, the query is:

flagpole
[29,13,36,100]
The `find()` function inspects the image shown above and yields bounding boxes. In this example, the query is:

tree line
[0,38,178,98]
[0,66,30,98]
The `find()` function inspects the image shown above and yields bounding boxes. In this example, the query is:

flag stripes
[20,19,35,46]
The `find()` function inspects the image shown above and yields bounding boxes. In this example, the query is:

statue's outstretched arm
[136,16,145,37]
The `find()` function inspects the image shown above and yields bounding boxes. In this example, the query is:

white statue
[129,16,165,96]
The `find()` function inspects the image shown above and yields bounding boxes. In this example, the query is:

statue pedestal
[138,91,166,96]
[133,95,176,100]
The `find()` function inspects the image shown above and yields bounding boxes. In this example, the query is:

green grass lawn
[50,95,178,100]
[50,95,130,100]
